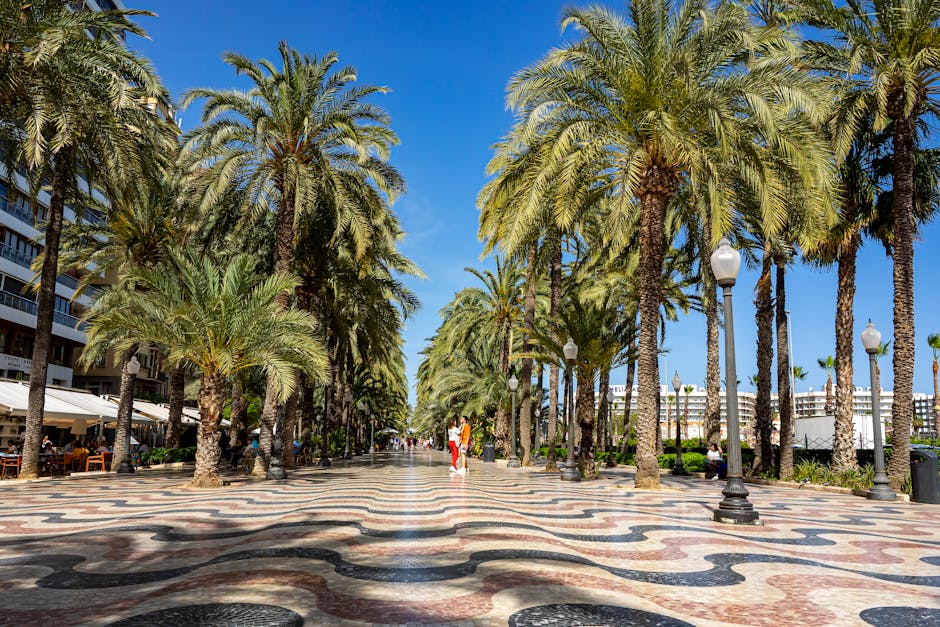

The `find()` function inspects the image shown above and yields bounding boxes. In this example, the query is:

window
[2,276,30,297]
[11,334,32,358]
[54,296,71,316]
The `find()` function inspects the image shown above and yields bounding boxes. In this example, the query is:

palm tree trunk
[257,183,298,476]
[229,377,247,442]
[545,234,562,472]
[111,355,134,472]
[577,371,597,479]
[933,357,939,418]
[21,159,69,479]
[635,186,670,490]
[888,114,915,490]
[832,232,860,472]
[682,391,690,440]
[597,368,610,455]
[192,372,227,488]
[776,258,795,478]
[518,241,537,466]
[703,211,722,446]
[753,243,774,475]
[620,349,636,455]
[494,320,511,456]
[166,366,185,449]
[282,389,299,468]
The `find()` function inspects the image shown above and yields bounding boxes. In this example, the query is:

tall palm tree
[0,0,167,478]
[181,43,401,474]
[800,0,940,488]
[507,0,835,488]
[81,250,327,487]
[444,259,524,455]
[929,334,940,419]
[817,356,836,416]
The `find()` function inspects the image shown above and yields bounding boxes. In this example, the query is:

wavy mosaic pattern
[0,452,938,626]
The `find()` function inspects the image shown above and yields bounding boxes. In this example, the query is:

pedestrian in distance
[447,419,460,473]
[457,416,471,475]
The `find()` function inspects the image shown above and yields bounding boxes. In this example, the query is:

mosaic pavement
[0,451,938,626]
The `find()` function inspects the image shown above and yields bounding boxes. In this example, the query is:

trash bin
[482,442,496,463]
[910,449,940,504]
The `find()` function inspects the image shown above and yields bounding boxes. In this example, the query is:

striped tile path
[0,451,938,626]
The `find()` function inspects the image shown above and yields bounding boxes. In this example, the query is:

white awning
[0,381,94,421]
[105,397,229,427]
[46,387,151,425]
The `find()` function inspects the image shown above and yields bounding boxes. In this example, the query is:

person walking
[457,416,471,475]
[447,419,460,473]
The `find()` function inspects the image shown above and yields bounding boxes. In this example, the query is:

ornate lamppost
[507,374,520,468]
[671,371,689,476]
[710,238,760,524]
[561,338,581,481]
[861,321,897,501]
[266,403,287,479]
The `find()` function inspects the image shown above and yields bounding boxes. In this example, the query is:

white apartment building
[604,384,937,442]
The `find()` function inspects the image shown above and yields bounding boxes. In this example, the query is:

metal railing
[0,242,36,269]
[0,193,41,225]
[0,289,87,332]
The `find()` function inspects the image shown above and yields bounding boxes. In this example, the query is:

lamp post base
[266,458,287,480]
[507,455,521,468]
[671,467,690,476]
[560,461,581,481]
[317,457,332,467]
[115,461,134,474]
[867,482,897,501]
[713,476,761,525]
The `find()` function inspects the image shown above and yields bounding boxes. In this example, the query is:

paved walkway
[0,451,938,626]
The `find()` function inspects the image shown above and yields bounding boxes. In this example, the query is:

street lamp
[671,371,688,476]
[561,338,581,481]
[710,238,760,524]
[356,401,368,457]
[534,404,542,454]
[507,374,520,468]
[266,403,287,479]
[861,321,897,501]
[115,355,140,474]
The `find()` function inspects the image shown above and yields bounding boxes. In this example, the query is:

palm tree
[507,0,835,488]
[81,250,327,487]
[929,334,940,419]
[444,259,524,455]
[800,0,940,488]
[818,356,836,416]
[0,0,167,478]
[181,42,401,474]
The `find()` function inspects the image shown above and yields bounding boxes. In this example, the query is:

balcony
[0,289,87,332]
[0,192,44,226]
[0,243,83,291]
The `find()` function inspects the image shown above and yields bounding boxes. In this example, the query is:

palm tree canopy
[180,42,403,261]
[505,0,837,245]
[81,249,328,401]
[929,333,940,358]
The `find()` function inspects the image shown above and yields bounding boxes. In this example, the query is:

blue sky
[132,1,940,401]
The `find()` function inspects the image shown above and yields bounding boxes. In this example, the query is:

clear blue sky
[131,1,940,402]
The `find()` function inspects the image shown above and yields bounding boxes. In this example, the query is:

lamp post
[561,338,581,481]
[507,374,520,468]
[861,321,897,501]
[671,371,689,476]
[369,407,375,454]
[605,390,616,467]
[266,403,287,479]
[534,404,542,454]
[710,238,760,524]
[356,401,368,458]
[115,355,140,474]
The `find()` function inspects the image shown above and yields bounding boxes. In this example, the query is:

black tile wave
[860,606,940,626]
[4,545,938,590]
[508,603,694,626]
[108,603,303,627]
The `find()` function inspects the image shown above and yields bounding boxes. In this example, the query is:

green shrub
[142,447,196,465]
[657,452,707,472]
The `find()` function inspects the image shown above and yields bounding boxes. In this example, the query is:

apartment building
[0,0,172,400]
[794,387,937,435]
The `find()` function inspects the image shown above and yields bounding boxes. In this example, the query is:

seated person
[40,435,55,453]
[229,438,245,469]
[62,438,76,453]
[5,439,18,455]
[97,439,110,453]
